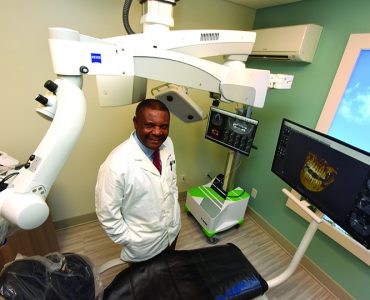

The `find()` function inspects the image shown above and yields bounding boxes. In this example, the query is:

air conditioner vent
[200,32,220,42]
[249,54,290,60]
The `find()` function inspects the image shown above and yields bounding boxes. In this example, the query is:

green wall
[236,0,370,299]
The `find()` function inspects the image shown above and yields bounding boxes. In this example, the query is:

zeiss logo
[91,53,102,63]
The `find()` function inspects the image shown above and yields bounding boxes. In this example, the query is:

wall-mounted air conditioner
[249,24,323,63]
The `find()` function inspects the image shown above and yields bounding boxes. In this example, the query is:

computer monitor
[205,107,258,156]
[272,118,370,249]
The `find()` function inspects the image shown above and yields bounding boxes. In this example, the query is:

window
[327,49,370,151]
[286,33,370,266]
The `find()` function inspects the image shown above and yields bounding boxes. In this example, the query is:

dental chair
[102,243,268,300]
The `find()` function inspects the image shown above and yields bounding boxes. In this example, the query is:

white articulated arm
[0,77,85,229]
[140,29,256,58]
[48,28,270,107]
[133,49,270,106]
[267,189,323,289]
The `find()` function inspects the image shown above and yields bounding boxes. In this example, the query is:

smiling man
[95,99,181,262]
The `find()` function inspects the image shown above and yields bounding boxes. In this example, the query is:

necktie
[153,150,161,174]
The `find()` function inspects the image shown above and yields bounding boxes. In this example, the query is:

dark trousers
[166,234,179,251]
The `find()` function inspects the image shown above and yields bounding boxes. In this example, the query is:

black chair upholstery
[103,243,268,300]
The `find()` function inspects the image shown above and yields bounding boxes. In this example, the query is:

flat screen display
[205,107,258,156]
[272,119,370,249]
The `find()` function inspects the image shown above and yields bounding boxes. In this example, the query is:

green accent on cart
[202,226,216,238]
[187,186,250,202]
[237,218,245,225]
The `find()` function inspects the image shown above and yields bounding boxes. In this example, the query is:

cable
[123,0,136,35]
[227,189,246,198]
[0,172,19,192]
[0,172,19,184]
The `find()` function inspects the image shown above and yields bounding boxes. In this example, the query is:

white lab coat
[95,133,181,262]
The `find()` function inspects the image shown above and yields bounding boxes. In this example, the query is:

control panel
[276,125,291,160]
[205,107,258,156]
[349,174,370,242]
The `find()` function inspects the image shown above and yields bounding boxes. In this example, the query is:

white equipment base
[185,182,249,239]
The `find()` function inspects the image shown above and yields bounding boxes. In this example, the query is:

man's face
[134,107,170,150]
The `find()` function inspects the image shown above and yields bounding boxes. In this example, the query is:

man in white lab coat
[95,99,181,262]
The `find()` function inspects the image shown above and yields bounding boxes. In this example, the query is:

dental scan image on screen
[299,151,338,193]
[272,119,370,249]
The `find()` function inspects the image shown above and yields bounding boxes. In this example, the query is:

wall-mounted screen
[272,119,370,249]
[205,107,258,156]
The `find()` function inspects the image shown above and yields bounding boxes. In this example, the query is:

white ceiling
[225,0,302,9]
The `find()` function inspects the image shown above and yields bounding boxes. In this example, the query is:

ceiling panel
[225,0,303,9]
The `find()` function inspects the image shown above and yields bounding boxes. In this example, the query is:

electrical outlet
[251,188,258,199]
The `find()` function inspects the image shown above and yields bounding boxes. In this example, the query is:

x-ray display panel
[205,107,258,156]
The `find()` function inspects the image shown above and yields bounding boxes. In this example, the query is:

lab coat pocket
[135,219,162,234]
[128,223,164,253]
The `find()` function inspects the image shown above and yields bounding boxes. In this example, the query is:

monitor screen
[272,119,370,249]
[205,107,258,156]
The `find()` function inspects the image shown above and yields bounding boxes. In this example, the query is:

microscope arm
[132,49,270,106]
[48,28,270,107]
[0,77,85,230]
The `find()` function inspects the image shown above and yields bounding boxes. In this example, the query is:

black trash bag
[0,252,98,300]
